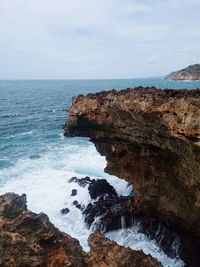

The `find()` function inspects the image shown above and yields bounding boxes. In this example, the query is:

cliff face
[165,64,200,80]
[64,87,200,243]
[0,193,162,267]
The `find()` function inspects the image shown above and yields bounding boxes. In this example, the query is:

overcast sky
[0,0,200,79]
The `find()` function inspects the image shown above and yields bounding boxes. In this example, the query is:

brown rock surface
[85,231,162,267]
[0,192,162,267]
[64,87,200,265]
[0,192,86,267]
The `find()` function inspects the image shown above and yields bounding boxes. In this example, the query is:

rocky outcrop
[64,176,135,232]
[0,192,86,267]
[165,64,200,80]
[64,87,200,266]
[0,192,162,267]
[85,231,162,267]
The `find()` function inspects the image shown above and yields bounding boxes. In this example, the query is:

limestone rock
[0,192,86,267]
[64,87,200,266]
[85,231,162,267]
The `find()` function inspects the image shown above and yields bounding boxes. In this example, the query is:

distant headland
[165,64,200,80]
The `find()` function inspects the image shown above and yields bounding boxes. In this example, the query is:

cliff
[0,192,161,267]
[165,64,200,80]
[64,87,200,265]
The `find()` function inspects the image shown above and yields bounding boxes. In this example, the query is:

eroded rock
[85,231,162,267]
[65,177,134,232]
[0,193,85,267]
[64,87,200,266]
[0,192,163,267]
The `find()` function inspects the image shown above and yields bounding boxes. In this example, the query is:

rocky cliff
[0,192,86,267]
[64,87,200,266]
[86,231,161,267]
[0,192,162,267]
[165,64,200,80]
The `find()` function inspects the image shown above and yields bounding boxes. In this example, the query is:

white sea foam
[0,138,184,266]
[4,131,33,139]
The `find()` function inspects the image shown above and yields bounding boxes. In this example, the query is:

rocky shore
[64,87,200,266]
[0,192,162,267]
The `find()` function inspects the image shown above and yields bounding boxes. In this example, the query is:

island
[165,64,200,80]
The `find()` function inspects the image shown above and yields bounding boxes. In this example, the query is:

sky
[0,0,200,79]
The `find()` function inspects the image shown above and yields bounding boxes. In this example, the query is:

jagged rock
[71,189,77,196]
[85,231,162,267]
[61,207,70,215]
[68,176,91,187]
[66,177,134,232]
[88,179,117,199]
[0,193,86,267]
[83,195,134,232]
[0,193,163,267]
[64,87,200,266]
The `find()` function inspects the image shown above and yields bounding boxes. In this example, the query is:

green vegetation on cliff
[165,64,200,80]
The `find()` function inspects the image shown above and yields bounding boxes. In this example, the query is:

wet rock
[83,195,134,232]
[88,179,117,199]
[67,177,134,233]
[71,189,77,196]
[85,231,162,267]
[69,176,92,187]
[61,207,70,215]
[73,200,78,206]
[0,193,86,267]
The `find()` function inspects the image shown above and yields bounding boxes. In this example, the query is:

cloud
[0,0,199,78]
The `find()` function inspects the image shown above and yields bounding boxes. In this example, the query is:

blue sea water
[0,78,199,266]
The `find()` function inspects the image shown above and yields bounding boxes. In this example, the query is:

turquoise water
[0,78,199,266]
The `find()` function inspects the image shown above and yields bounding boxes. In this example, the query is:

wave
[3,131,33,139]
[0,139,184,266]
[1,113,22,118]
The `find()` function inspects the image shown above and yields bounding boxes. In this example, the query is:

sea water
[0,79,199,266]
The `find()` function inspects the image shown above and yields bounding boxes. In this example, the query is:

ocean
[0,78,199,266]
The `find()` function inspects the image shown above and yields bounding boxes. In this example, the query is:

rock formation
[63,176,135,232]
[85,231,162,267]
[0,192,162,267]
[165,64,200,80]
[0,192,86,267]
[64,87,200,266]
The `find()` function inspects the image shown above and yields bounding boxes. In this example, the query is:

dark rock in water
[69,176,91,187]
[61,207,70,215]
[76,204,82,210]
[67,176,134,233]
[73,200,78,206]
[133,215,182,259]
[83,195,134,232]
[71,189,77,196]
[88,179,117,199]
